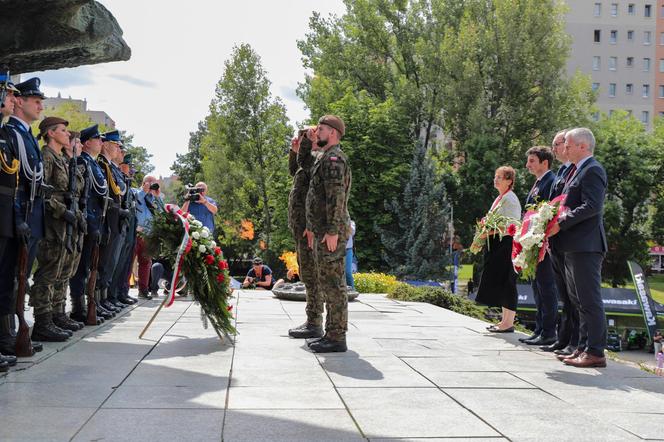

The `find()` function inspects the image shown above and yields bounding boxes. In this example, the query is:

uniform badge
[329,156,338,161]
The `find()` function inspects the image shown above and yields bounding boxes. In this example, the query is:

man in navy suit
[549,127,608,368]
[521,146,558,346]
[542,130,580,355]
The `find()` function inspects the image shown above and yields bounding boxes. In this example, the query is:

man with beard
[288,127,324,339]
[304,115,352,353]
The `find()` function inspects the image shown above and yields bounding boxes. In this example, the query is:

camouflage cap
[318,115,345,138]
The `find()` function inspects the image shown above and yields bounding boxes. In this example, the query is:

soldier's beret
[121,153,133,166]
[80,124,101,143]
[37,116,69,139]
[318,115,345,138]
[15,77,45,99]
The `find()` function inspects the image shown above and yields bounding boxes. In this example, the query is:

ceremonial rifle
[64,141,78,253]
[15,171,37,357]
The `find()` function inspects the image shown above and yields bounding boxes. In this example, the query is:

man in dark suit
[549,127,608,368]
[520,146,558,346]
[542,130,580,355]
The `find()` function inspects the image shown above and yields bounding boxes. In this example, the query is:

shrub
[388,285,486,321]
[354,272,400,294]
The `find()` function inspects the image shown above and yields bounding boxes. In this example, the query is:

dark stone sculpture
[0,0,131,73]
[272,282,359,302]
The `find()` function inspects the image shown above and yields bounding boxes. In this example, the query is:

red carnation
[204,254,215,265]
[216,273,225,283]
[515,266,522,272]
[507,224,517,236]
[220,260,228,270]
[214,247,222,256]
[227,305,233,312]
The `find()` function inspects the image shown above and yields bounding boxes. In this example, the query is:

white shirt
[494,190,522,221]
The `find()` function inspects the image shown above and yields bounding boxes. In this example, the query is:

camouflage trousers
[313,232,348,341]
[294,231,323,327]
[52,232,83,311]
[30,239,67,316]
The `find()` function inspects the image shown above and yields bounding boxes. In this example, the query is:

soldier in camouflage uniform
[30,117,78,341]
[288,127,325,339]
[304,115,352,353]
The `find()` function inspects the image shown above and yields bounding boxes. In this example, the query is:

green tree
[120,132,154,185]
[171,120,205,186]
[381,142,451,279]
[200,44,293,266]
[592,111,659,285]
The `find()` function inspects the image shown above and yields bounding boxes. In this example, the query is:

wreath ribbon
[164,204,192,307]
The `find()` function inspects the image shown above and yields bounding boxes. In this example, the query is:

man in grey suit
[549,127,608,368]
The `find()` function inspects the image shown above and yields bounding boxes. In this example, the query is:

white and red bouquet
[511,195,566,279]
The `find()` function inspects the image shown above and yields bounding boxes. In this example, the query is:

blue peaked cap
[101,130,123,146]
[80,124,101,143]
[15,77,45,98]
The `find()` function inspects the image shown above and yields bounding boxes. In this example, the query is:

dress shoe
[138,290,153,300]
[524,335,557,346]
[0,359,8,372]
[118,295,137,305]
[96,306,114,320]
[102,300,120,313]
[0,353,17,366]
[540,341,566,352]
[554,345,576,356]
[519,333,539,343]
[309,337,347,353]
[111,300,128,309]
[488,326,514,333]
[557,348,583,361]
[563,352,607,368]
[288,322,324,339]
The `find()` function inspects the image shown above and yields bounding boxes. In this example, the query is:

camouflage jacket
[288,137,317,235]
[42,145,70,242]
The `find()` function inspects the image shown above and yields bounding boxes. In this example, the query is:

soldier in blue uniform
[69,125,108,323]
[96,131,127,313]
[0,73,21,367]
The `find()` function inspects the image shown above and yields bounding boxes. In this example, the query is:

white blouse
[492,190,522,221]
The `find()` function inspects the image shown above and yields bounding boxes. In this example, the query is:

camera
[184,185,203,202]
[149,182,160,191]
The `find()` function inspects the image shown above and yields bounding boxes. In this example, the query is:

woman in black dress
[475,166,522,332]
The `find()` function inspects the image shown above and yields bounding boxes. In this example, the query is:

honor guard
[29,117,82,341]
[287,128,324,340]
[304,115,352,353]
[69,125,108,323]
[96,131,127,313]
[0,73,20,367]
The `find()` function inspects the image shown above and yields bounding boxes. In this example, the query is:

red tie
[564,164,577,184]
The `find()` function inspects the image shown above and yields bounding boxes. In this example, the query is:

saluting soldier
[96,131,126,314]
[29,117,80,341]
[287,127,324,340]
[69,124,108,323]
[304,115,352,353]
[0,74,21,367]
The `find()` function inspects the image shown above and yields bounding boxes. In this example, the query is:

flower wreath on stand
[143,204,235,339]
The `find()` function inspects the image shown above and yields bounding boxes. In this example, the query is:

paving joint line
[68,300,194,442]
[220,290,240,441]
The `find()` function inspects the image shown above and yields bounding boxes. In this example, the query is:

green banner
[627,260,658,341]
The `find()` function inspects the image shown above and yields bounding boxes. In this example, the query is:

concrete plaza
[1,289,663,441]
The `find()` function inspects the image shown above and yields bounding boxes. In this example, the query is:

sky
[27,0,346,177]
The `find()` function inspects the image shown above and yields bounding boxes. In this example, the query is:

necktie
[564,164,577,184]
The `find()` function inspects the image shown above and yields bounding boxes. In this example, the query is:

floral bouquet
[469,204,519,254]
[143,205,235,337]
[511,195,566,279]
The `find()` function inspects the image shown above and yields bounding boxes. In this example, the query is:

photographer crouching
[181,181,218,234]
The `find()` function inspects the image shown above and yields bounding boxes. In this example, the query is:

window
[592,82,600,92]
[609,83,617,97]
[660,33,664,45]
[643,84,651,97]
[610,30,617,43]
[609,110,615,117]
[628,3,635,15]
[627,110,633,116]
[644,58,651,71]
[627,56,634,67]
[626,83,634,94]
[593,56,601,70]
[594,29,601,42]
[611,3,618,16]
[645,4,652,17]
[642,111,650,124]
[628,30,634,41]
[659,85,664,98]
[594,2,601,16]
[592,112,600,122]
[609,56,617,70]
[645,31,652,45]
[660,59,664,72]
[660,112,664,118]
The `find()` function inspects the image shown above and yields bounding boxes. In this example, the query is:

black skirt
[475,235,518,311]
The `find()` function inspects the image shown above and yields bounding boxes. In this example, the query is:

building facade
[566,1,664,127]
[43,93,116,129]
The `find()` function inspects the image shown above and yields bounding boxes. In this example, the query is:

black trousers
[70,233,96,299]
[550,250,578,347]
[531,253,558,338]
[564,252,606,357]
[0,237,14,315]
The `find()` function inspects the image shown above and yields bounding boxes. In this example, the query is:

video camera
[149,182,160,191]
[184,184,203,202]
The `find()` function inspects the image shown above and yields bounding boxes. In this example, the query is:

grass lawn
[457,264,664,304]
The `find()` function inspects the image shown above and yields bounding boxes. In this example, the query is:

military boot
[53,305,84,331]
[31,313,69,342]
[308,336,347,353]
[0,314,43,355]
[288,322,324,339]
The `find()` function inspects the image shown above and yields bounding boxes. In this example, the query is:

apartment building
[565,1,664,127]
[43,93,116,129]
